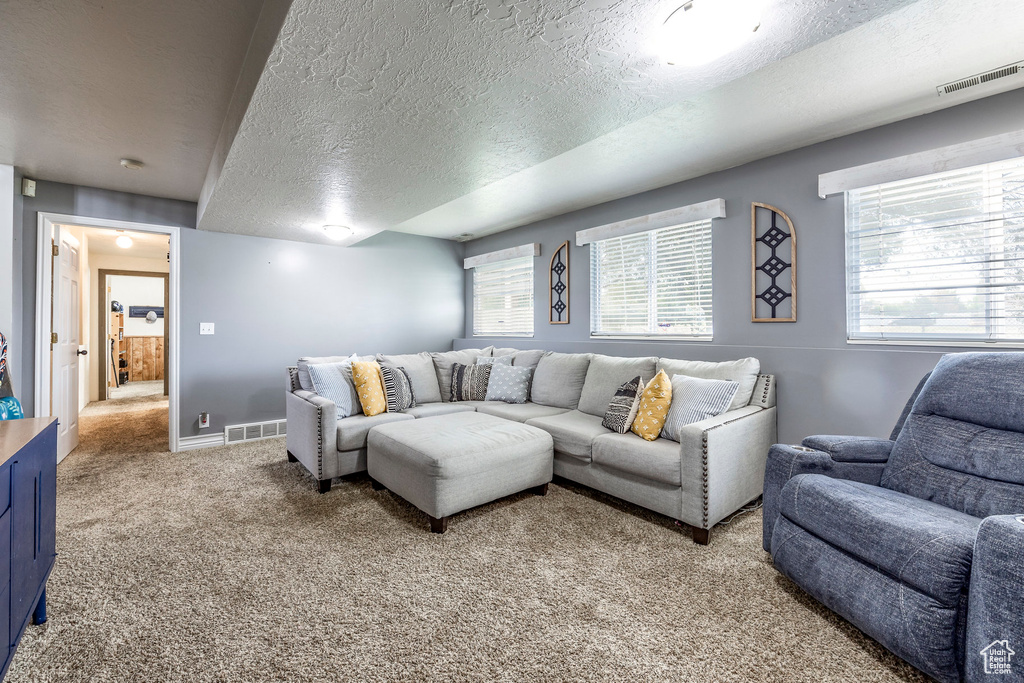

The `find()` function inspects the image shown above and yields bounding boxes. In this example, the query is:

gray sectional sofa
[286,346,777,543]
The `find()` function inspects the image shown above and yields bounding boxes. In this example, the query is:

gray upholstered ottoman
[366,412,554,533]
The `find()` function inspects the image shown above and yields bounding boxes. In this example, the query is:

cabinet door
[10,426,57,639]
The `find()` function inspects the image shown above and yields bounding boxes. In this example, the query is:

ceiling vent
[937,61,1023,96]
[225,419,287,444]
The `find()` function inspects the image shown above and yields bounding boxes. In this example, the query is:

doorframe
[97,270,170,400]
[35,213,181,453]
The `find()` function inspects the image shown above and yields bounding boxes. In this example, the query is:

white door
[52,230,81,461]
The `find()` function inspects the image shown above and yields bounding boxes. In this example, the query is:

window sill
[473,334,535,338]
[847,338,1024,349]
[589,335,713,342]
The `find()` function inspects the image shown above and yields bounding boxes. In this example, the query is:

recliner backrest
[881,353,1024,518]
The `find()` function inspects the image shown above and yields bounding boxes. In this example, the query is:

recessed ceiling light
[115,233,133,248]
[120,158,144,170]
[659,0,764,66]
[323,225,353,240]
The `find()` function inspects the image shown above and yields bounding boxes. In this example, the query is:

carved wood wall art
[751,202,797,323]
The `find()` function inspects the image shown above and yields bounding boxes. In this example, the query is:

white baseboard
[177,432,226,451]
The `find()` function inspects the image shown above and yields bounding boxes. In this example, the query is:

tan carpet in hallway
[7,404,926,682]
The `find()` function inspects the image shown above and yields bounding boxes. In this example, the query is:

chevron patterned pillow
[602,376,645,433]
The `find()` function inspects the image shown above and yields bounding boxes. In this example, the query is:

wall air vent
[937,62,1023,96]
[224,419,287,444]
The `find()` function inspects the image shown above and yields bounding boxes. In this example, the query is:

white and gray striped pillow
[307,360,362,420]
[660,375,739,442]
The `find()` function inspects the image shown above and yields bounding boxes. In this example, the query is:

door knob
[76,349,88,356]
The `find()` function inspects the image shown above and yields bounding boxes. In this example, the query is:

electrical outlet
[199,412,210,429]
[200,322,215,335]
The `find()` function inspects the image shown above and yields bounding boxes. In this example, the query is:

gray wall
[178,228,464,436]
[459,88,1024,444]
[14,180,466,440]
[14,180,197,413]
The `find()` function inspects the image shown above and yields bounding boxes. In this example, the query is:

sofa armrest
[762,442,890,552]
[966,515,1024,682]
[800,435,895,463]
[676,406,778,533]
[285,389,338,481]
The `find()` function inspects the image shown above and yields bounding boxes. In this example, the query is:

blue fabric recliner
[764,353,1024,683]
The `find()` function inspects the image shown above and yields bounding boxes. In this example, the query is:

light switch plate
[200,322,215,335]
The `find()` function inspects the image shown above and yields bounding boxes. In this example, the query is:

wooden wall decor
[549,240,570,324]
[125,336,165,382]
[751,202,797,323]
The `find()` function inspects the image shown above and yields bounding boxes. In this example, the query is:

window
[846,156,1024,343]
[472,256,534,337]
[590,220,713,338]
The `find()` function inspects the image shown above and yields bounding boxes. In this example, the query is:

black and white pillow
[450,362,491,402]
[485,364,532,404]
[380,364,417,412]
[660,375,739,442]
[602,376,644,433]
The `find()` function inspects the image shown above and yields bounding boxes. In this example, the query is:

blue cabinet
[0,418,57,681]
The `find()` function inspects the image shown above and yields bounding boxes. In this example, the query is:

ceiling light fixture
[115,232,133,249]
[658,0,764,67]
[120,158,144,170]
[323,225,353,240]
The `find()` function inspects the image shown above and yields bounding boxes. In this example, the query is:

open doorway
[35,214,180,461]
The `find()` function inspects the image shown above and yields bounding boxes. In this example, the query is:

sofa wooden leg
[317,479,332,494]
[287,451,298,463]
[530,483,549,496]
[692,527,710,545]
[428,514,448,534]
[370,478,385,491]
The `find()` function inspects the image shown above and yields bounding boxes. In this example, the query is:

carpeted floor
[6,402,927,682]
[106,380,165,402]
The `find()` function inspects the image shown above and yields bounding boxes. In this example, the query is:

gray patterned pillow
[380,364,417,412]
[602,376,644,433]
[307,361,362,420]
[476,355,514,366]
[485,364,533,404]
[660,375,739,442]
[450,362,491,401]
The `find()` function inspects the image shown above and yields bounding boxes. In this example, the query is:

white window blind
[590,220,713,338]
[473,256,534,337]
[846,155,1024,343]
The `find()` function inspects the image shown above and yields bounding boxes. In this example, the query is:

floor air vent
[938,62,1023,96]
[224,419,287,444]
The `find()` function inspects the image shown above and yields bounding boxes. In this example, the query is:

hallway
[77,390,168,456]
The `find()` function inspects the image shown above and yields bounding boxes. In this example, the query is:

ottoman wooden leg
[370,478,385,491]
[530,483,549,496]
[428,514,448,534]
[287,451,298,463]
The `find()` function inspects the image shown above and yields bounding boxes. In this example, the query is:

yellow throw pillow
[352,361,387,417]
[631,369,673,441]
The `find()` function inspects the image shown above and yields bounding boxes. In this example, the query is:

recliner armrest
[800,435,895,463]
[762,442,889,552]
[966,515,1024,682]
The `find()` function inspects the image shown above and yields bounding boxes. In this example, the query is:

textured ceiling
[199,0,926,245]
[0,0,265,201]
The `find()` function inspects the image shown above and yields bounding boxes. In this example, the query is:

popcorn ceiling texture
[197,0,920,245]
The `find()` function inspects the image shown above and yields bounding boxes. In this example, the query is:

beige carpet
[7,403,927,682]
[107,380,165,402]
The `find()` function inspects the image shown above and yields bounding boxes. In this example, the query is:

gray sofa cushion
[778,473,980,605]
[592,432,682,486]
[476,402,570,423]
[490,347,520,357]
[531,352,592,409]
[525,409,609,460]
[485,364,532,403]
[404,403,476,419]
[336,412,415,451]
[577,354,657,417]
[431,348,491,402]
[307,359,361,419]
[513,349,546,369]
[657,357,760,410]
[377,352,443,404]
